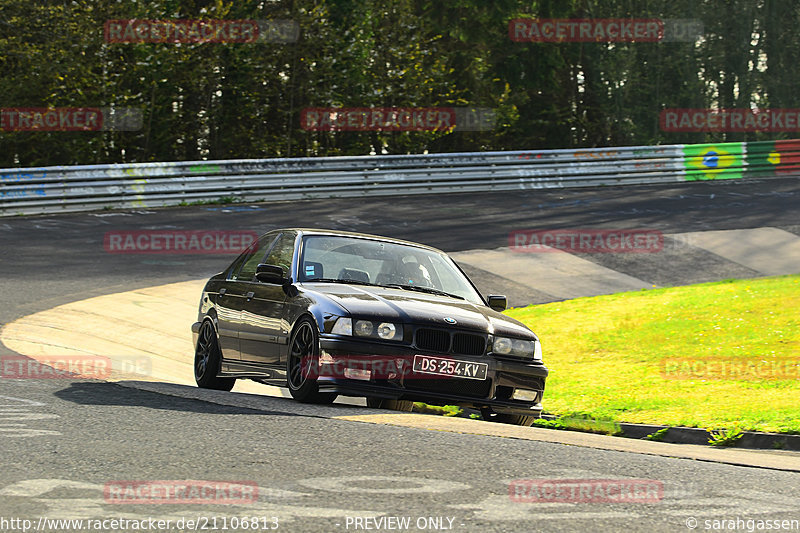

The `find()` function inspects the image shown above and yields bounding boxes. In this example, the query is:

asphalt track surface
[2,177,800,532]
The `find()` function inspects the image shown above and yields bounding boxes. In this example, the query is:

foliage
[2,0,799,166]
[531,414,623,435]
[505,275,800,434]
[531,417,568,430]
[708,427,744,447]
[412,402,464,417]
[644,427,670,441]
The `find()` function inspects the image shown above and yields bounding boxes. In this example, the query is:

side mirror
[255,264,287,285]
[487,294,507,312]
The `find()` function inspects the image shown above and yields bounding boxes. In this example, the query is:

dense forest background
[1,0,798,167]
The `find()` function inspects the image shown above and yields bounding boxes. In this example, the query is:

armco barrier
[1,140,799,216]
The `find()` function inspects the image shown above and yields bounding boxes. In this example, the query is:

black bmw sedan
[192,228,548,425]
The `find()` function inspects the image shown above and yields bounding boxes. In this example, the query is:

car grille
[404,378,492,399]
[414,328,487,356]
[452,333,486,356]
[415,328,450,352]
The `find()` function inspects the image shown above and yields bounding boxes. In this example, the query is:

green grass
[531,414,623,436]
[644,428,669,441]
[505,275,800,434]
[412,402,464,417]
[708,427,744,446]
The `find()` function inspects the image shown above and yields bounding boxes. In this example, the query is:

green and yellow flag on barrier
[745,140,800,177]
[683,142,744,181]
[745,140,779,177]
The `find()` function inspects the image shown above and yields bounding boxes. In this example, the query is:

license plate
[412,355,488,380]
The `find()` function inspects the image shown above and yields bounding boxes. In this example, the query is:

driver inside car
[398,259,433,286]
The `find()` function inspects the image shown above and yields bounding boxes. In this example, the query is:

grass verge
[505,274,800,434]
[412,403,465,417]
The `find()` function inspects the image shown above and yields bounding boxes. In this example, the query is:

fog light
[344,368,371,381]
[512,389,539,402]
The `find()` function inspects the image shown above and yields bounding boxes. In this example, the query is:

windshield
[299,235,483,305]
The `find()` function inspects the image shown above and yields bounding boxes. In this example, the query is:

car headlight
[494,337,513,354]
[354,319,374,337]
[333,318,403,342]
[493,336,537,359]
[376,322,398,340]
[356,320,403,341]
[331,317,352,336]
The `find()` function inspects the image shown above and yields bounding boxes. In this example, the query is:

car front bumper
[318,335,548,417]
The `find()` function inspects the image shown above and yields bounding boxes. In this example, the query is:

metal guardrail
[1,140,799,216]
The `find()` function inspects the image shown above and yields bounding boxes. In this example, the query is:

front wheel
[194,320,236,391]
[366,398,414,412]
[480,407,536,427]
[286,318,337,404]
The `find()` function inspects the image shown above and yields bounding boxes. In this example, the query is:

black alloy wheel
[287,318,338,404]
[194,320,236,391]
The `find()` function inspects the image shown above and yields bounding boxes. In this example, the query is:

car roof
[279,228,446,254]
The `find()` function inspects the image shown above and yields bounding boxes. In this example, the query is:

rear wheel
[194,321,236,391]
[286,318,337,404]
[480,407,536,427]
[366,398,414,412]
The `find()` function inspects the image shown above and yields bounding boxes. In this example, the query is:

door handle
[219,288,227,296]
[246,291,255,300]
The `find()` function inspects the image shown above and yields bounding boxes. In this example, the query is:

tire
[366,398,414,412]
[286,318,338,404]
[194,320,236,391]
[480,407,536,427]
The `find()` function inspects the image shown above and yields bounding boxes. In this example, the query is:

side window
[263,232,296,277]
[231,234,279,281]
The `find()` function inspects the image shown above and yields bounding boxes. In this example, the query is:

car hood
[302,283,536,338]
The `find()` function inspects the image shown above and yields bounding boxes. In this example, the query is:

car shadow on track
[52,381,302,417]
